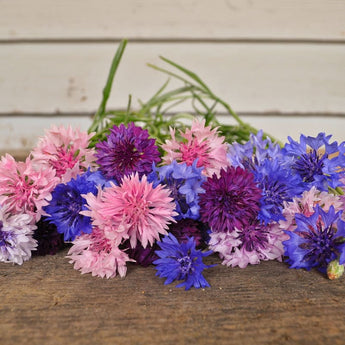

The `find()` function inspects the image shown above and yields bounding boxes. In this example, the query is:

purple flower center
[0,222,13,248]
[239,226,269,252]
[300,221,337,263]
[114,141,142,171]
[293,150,325,182]
[178,255,194,276]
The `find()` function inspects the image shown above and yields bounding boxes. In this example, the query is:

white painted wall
[0,0,344,156]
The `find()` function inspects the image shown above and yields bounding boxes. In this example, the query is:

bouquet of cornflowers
[1,40,345,289]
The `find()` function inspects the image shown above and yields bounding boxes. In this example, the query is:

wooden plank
[1,248,345,345]
[1,0,344,41]
[0,43,344,115]
[1,114,345,156]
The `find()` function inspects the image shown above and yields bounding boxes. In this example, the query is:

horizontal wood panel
[1,43,344,115]
[0,0,344,40]
[1,114,344,157]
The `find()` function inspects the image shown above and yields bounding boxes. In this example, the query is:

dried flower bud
[327,259,344,280]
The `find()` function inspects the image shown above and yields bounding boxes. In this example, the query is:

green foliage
[89,39,280,147]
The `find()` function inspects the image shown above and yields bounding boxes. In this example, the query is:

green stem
[89,39,128,133]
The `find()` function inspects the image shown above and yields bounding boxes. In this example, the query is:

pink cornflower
[280,186,343,232]
[0,154,58,221]
[162,119,229,177]
[67,227,134,278]
[31,125,96,182]
[82,174,177,249]
[209,221,286,268]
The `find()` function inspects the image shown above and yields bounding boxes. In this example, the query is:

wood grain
[1,0,344,40]
[0,248,344,345]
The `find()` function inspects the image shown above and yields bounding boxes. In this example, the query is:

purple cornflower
[44,170,99,241]
[283,205,345,273]
[95,123,160,183]
[282,133,345,191]
[33,218,65,256]
[253,158,304,224]
[122,240,158,267]
[154,233,214,290]
[148,160,205,220]
[169,219,204,247]
[199,166,262,233]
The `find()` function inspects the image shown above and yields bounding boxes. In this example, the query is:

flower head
[122,240,158,267]
[95,123,160,183]
[279,186,342,232]
[283,205,345,272]
[227,130,282,170]
[282,133,345,191]
[162,119,228,177]
[44,170,99,241]
[253,158,304,224]
[169,219,204,247]
[0,154,58,221]
[199,166,262,232]
[31,125,96,182]
[148,160,205,220]
[0,206,37,264]
[83,174,177,249]
[154,233,214,290]
[209,220,286,268]
[67,226,133,278]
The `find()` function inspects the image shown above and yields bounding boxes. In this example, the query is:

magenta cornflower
[162,119,229,177]
[31,125,96,182]
[82,173,177,249]
[67,226,134,278]
[95,123,161,183]
[0,154,58,221]
[199,166,262,233]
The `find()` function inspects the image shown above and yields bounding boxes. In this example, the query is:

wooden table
[1,248,344,344]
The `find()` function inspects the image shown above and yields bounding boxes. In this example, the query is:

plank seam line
[0,38,345,45]
[0,112,344,118]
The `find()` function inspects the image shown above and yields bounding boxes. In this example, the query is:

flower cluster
[1,120,345,288]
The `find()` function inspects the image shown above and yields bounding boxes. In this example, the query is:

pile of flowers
[1,120,345,289]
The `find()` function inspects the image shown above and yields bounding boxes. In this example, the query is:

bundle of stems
[88,39,278,147]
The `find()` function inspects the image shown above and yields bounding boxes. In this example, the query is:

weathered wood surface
[1,248,344,345]
[2,43,344,114]
[1,0,344,40]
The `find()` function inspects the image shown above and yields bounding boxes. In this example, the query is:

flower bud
[327,259,344,280]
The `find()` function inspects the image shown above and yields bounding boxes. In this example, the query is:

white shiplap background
[0,0,344,157]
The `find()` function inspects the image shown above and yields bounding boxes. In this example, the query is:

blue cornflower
[153,233,214,290]
[148,160,205,220]
[44,170,99,241]
[283,205,345,273]
[253,158,304,224]
[282,133,345,191]
[227,130,282,170]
